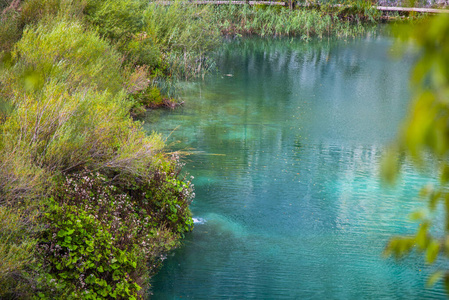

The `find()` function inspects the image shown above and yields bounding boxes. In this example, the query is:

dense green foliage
[36,167,192,299]
[0,0,196,298]
[0,0,414,298]
[383,15,449,292]
[145,2,221,79]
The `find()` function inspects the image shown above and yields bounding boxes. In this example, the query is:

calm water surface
[145,36,446,299]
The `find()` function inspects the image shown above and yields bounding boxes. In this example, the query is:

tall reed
[212,4,377,38]
[144,1,221,79]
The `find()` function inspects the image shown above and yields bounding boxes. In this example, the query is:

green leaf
[109,291,117,299]
[99,288,108,297]
[441,165,449,184]
[429,190,442,212]
[416,223,429,251]
[427,270,444,287]
[85,274,96,284]
[112,269,122,281]
[133,282,142,291]
[410,210,425,221]
[426,240,440,264]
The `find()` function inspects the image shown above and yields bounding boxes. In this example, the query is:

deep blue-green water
[144,36,446,299]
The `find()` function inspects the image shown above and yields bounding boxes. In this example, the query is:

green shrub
[83,0,147,41]
[20,0,62,24]
[0,10,21,52]
[148,86,163,105]
[83,0,221,78]
[9,17,124,93]
[19,0,85,26]
[145,2,220,54]
[0,16,167,176]
[131,85,164,108]
[36,166,193,299]
[0,206,38,299]
[0,150,47,207]
[39,196,143,299]
[329,0,381,23]
[124,34,161,68]
[144,1,220,78]
[0,13,193,298]
[83,0,163,67]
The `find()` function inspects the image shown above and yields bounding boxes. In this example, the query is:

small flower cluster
[37,158,194,298]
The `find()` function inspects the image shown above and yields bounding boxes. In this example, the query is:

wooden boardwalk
[376,5,449,13]
[156,1,286,4]
[153,1,449,13]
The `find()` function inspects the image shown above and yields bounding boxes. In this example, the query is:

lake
[145,35,446,299]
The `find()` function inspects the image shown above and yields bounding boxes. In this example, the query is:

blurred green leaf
[416,222,429,251]
[426,240,440,264]
[380,148,399,185]
[410,210,426,221]
[427,271,444,287]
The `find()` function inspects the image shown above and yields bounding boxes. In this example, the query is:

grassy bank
[0,1,196,298]
[0,0,417,299]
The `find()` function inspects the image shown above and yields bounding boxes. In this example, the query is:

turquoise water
[145,36,446,299]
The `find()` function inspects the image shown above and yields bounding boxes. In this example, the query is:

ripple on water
[148,36,445,299]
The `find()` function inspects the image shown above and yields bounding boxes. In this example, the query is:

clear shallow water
[145,36,446,299]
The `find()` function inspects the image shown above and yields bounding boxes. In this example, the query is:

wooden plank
[376,6,449,13]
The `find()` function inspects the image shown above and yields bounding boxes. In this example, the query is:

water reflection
[145,36,445,299]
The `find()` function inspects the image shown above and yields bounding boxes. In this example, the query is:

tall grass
[0,2,195,297]
[144,1,221,79]
[213,4,378,38]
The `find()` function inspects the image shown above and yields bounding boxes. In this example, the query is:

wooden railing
[376,6,449,13]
